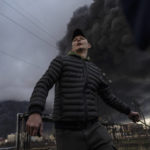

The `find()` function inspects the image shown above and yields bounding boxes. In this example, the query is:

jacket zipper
[83,60,88,122]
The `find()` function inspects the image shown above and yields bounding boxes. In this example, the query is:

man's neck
[74,49,88,59]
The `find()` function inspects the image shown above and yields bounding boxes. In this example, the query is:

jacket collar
[67,51,90,61]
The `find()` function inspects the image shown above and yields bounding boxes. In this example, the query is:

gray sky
[0,0,93,106]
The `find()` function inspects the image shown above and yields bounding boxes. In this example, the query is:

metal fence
[16,113,54,150]
[103,122,150,150]
[2,113,150,150]
[0,147,16,150]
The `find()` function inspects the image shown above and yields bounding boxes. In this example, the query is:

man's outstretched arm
[26,56,63,136]
[98,76,140,122]
[28,56,63,115]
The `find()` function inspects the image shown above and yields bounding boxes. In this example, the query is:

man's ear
[88,43,92,49]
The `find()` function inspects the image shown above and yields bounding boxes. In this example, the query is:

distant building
[49,134,56,144]
[31,136,43,142]
[7,133,16,143]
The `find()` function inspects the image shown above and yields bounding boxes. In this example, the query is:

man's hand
[128,111,140,123]
[26,113,43,136]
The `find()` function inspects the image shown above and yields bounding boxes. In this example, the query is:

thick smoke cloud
[58,0,150,122]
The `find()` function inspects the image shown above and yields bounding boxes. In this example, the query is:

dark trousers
[55,121,117,150]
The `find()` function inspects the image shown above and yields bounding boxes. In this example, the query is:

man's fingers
[129,112,141,123]
[135,114,140,121]
[32,127,38,136]
[133,115,140,122]
[29,125,39,136]
[25,114,42,136]
[26,123,41,136]
[40,124,43,136]
[26,122,31,135]
[29,125,33,136]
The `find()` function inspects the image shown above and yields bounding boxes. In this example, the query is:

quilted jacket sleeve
[98,73,131,115]
[28,56,63,115]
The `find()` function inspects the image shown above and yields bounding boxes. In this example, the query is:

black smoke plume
[57,0,150,122]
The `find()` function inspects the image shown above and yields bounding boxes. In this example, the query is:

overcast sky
[0,0,93,106]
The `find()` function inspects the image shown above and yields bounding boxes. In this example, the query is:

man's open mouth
[77,43,82,46]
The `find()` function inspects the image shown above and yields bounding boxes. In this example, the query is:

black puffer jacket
[28,53,131,122]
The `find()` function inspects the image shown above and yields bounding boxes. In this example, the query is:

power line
[1,0,58,42]
[0,50,44,70]
[0,12,57,49]
[12,0,59,41]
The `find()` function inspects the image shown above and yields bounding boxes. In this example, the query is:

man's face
[71,35,91,52]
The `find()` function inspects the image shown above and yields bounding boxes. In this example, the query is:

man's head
[71,29,91,53]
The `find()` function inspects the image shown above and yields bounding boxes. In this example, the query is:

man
[26,29,140,150]
[121,0,150,50]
